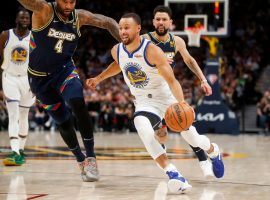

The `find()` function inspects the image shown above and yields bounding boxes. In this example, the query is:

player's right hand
[86,78,99,90]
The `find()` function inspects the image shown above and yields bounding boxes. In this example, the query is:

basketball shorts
[134,93,177,119]
[28,62,83,124]
[2,71,35,107]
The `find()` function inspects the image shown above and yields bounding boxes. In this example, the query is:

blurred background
[0,0,269,135]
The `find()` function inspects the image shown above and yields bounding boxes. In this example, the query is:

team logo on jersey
[124,62,149,88]
[11,46,28,65]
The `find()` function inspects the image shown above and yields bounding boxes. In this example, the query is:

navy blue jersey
[29,2,80,75]
[147,32,177,68]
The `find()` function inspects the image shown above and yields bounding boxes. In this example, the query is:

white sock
[164,163,181,174]
[10,139,20,154]
[19,135,27,150]
[207,143,220,158]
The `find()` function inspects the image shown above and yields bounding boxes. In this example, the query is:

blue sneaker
[166,171,192,194]
[209,143,224,178]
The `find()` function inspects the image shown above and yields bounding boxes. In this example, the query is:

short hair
[153,5,172,18]
[121,13,141,25]
[16,7,30,18]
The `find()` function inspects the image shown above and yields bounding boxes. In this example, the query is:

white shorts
[134,94,177,119]
[2,71,35,107]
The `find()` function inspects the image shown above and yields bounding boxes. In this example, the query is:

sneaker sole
[3,160,22,166]
[82,174,99,182]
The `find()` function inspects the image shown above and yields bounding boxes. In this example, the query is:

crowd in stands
[0,0,269,132]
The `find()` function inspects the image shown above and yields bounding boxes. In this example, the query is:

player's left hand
[86,77,99,90]
[201,81,212,96]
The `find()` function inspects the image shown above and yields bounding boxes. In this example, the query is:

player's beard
[155,27,169,36]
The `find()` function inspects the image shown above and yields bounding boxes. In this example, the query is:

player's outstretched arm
[146,43,185,103]
[77,10,121,42]
[86,45,121,90]
[0,31,8,64]
[175,36,212,96]
[17,0,48,13]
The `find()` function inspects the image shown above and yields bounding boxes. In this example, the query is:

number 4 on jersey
[55,39,64,53]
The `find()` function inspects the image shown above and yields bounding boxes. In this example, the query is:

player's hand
[201,81,212,96]
[167,58,173,65]
[86,77,99,90]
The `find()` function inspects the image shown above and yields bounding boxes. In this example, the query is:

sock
[82,138,95,158]
[207,143,220,158]
[189,145,207,161]
[70,145,86,162]
[19,134,27,150]
[10,138,20,154]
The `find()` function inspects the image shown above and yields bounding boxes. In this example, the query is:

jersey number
[54,39,64,53]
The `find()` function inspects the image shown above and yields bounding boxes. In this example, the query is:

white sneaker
[79,157,99,182]
[166,171,192,194]
[199,160,214,179]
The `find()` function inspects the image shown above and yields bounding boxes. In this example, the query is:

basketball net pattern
[185,27,204,47]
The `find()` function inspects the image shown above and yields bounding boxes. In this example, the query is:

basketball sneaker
[78,157,99,182]
[208,143,224,178]
[199,160,214,178]
[19,149,26,164]
[3,151,24,166]
[166,170,192,194]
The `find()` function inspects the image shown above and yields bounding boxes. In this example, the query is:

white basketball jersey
[118,38,173,102]
[1,29,30,76]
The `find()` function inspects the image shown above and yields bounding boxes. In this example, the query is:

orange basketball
[164,102,195,132]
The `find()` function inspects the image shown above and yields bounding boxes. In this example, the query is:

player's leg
[181,125,224,178]
[36,89,99,181]
[18,76,36,163]
[2,72,23,166]
[60,72,98,181]
[189,145,214,178]
[134,111,191,193]
[155,119,214,178]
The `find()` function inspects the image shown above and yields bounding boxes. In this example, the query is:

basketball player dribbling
[86,13,224,193]
[17,0,120,181]
[142,5,219,179]
[0,9,35,166]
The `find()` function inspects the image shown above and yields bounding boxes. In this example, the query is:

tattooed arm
[0,31,8,65]
[17,0,52,30]
[77,9,121,42]
[17,0,49,12]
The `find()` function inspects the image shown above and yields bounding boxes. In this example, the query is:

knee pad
[134,115,165,159]
[181,125,210,150]
[6,101,19,137]
[19,107,30,136]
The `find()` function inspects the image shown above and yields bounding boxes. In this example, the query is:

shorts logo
[124,62,149,88]
[11,46,28,65]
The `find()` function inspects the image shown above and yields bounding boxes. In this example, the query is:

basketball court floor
[0,131,269,200]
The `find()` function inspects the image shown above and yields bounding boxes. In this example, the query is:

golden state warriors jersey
[117,38,172,101]
[1,29,30,76]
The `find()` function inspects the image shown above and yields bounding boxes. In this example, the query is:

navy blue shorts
[28,62,83,124]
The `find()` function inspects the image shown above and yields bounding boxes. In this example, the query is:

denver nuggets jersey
[29,2,80,74]
[118,38,173,101]
[147,32,177,68]
[1,29,30,76]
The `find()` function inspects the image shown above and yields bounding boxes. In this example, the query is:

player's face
[153,12,172,36]
[56,0,76,18]
[16,11,30,29]
[119,18,141,45]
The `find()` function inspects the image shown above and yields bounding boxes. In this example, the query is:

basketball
[164,102,195,132]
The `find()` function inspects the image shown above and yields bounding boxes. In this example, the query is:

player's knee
[68,97,86,115]
[134,116,154,143]
[6,102,19,122]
